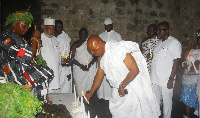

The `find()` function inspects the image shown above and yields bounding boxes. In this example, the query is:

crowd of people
[0,10,200,118]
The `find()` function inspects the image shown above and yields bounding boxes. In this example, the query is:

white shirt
[40,33,61,90]
[54,31,71,57]
[150,36,182,85]
[99,30,122,42]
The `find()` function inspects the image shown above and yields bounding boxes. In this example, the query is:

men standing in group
[140,24,159,73]
[85,36,160,118]
[41,18,61,93]
[54,20,72,93]
[98,18,122,101]
[150,21,182,118]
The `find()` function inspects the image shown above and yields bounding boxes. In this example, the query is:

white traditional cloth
[100,41,160,118]
[73,40,97,97]
[141,36,159,73]
[98,30,122,100]
[104,18,112,25]
[99,30,122,43]
[40,33,61,91]
[150,36,182,118]
[54,31,72,93]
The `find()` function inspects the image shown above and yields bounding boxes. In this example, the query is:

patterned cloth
[141,36,159,73]
[180,83,199,110]
[0,29,53,90]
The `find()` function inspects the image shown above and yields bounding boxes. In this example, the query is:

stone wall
[41,0,200,97]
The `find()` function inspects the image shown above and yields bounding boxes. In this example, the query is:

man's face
[147,27,156,38]
[79,29,88,40]
[55,23,63,35]
[105,24,113,32]
[88,41,102,57]
[43,25,55,38]
[156,24,168,39]
[13,20,29,35]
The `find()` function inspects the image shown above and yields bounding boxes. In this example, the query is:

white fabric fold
[100,41,160,118]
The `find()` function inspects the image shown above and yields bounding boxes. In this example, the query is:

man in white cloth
[40,18,61,93]
[98,18,123,101]
[150,21,182,118]
[71,27,97,97]
[54,20,72,93]
[85,35,160,118]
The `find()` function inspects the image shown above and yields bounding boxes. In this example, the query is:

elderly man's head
[43,18,55,38]
[87,35,105,57]
[6,11,33,35]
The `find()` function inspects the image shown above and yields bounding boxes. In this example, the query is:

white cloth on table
[40,33,61,91]
[150,36,182,118]
[141,36,159,73]
[100,41,160,118]
[73,40,97,97]
[98,30,122,100]
[54,31,72,93]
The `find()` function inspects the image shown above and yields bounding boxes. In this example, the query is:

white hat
[44,18,55,26]
[104,18,112,25]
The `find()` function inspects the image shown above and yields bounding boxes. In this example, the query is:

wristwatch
[169,77,175,81]
[120,83,125,88]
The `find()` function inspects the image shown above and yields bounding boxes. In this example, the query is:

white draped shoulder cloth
[100,41,160,118]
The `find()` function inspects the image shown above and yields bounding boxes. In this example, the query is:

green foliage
[5,11,33,27]
[0,82,44,118]
[36,55,47,67]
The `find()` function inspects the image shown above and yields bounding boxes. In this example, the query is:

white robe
[100,41,160,118]
[73,40,97,97]
[40,33,61,91]
[54,31,72,93]
[98,30,122,100]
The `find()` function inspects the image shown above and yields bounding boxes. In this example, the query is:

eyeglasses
[156,29,168,32]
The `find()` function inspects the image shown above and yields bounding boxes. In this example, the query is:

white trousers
[152,80,174,118]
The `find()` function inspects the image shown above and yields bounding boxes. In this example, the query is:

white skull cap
[104,18,112,25]
[44,17,55,26]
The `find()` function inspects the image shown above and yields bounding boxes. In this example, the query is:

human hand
[81,65,89,71]
[118,86,126,97]
[85,92,93,104]
[37,38,42,47]
[32,30,41,39]
[146,53,150,59]
[167,80,173,89]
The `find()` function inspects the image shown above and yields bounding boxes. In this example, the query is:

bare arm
[119,53,139,97]
[167,58,181,89]
[85,56,105,101]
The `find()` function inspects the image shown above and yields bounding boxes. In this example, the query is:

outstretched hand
[85,92,93,104]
